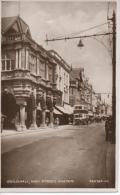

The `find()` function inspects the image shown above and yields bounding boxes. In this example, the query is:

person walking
[105,117,110,141]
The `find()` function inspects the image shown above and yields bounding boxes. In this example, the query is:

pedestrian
[109,116,114,143]
[105,117,110,141]
[46,117,49,126]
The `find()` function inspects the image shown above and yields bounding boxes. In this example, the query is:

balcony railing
[2,33,21,42]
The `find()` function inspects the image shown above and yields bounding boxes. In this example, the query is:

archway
[1,90,18,129]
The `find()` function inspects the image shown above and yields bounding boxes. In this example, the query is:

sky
[1,1,116,94]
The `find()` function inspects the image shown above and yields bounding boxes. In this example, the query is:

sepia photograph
[0,0,117,192]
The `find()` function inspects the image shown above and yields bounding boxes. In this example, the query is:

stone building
[48,50,72,124]
[92,91,98,116]
[48,50,71,105]
[69,68,92,111]
[1,16,71,130]
[69,74,80,106]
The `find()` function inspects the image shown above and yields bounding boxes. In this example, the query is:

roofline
[48,50,71,72]
[2,16,70,70]
[2,15,19,34]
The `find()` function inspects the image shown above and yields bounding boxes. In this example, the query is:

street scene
[1,1,116,190]
[2,123,115,188]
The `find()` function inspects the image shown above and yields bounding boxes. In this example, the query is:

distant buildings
[69,68,92,110]
[69,68,112,117]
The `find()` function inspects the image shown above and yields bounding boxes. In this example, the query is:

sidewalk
[1,123,103,138]
[1,125,72,137]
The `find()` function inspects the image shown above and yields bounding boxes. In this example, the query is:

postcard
[0,0,118,193]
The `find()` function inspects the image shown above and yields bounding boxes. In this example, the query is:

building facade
[1,16,71,130]
[69,68,92,111]
[48,50,72,125]
[48,50,71,105]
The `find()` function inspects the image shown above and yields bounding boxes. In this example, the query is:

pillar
[37,57,39,75]
[49,110,54,128]
[41,110,46,127]
[20,104,26,130]
[29,108,38,130]
[26,48,28,70]
[5,55,7,71]
[15,111,21,131]
[46,63,49,80]
[19,49,22,69]
[15,50,18,69]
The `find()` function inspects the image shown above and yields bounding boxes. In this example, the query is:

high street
[1,123,115,188]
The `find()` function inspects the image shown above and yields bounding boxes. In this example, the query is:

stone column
[49,110,54,128]
[19,49,22,69]
[41,110,46,127]
[37,57,39,75]
[15,111,21,131]
[15,50,18,69]
[26,48,29,70]
[46,63,49,80]
[20,104,26,131]
[29,108,38,130]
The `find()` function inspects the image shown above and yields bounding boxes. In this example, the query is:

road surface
[1,123,115,188]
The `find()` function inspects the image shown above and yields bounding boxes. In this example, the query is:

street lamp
[77,39,84,47]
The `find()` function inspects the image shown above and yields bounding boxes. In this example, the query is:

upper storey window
[1,51,15,71]
[29,53,37,74]
[48,66,53,83]
[39,59,46,79]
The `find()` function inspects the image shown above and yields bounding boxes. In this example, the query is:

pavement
[1,123,99,137]
[1,125,70,137]
[1,123,116,189]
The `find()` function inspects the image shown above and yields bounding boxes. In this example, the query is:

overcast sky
[2,1,116,93]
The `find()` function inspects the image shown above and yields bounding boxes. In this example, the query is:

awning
[64,104,73,115]
[55,105,73,115]
[54,108,62,115]
[55,106,68,114]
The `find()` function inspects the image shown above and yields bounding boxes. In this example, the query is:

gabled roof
[2,15,32,38]
[70,68,84,80]
[2,16,18,34]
